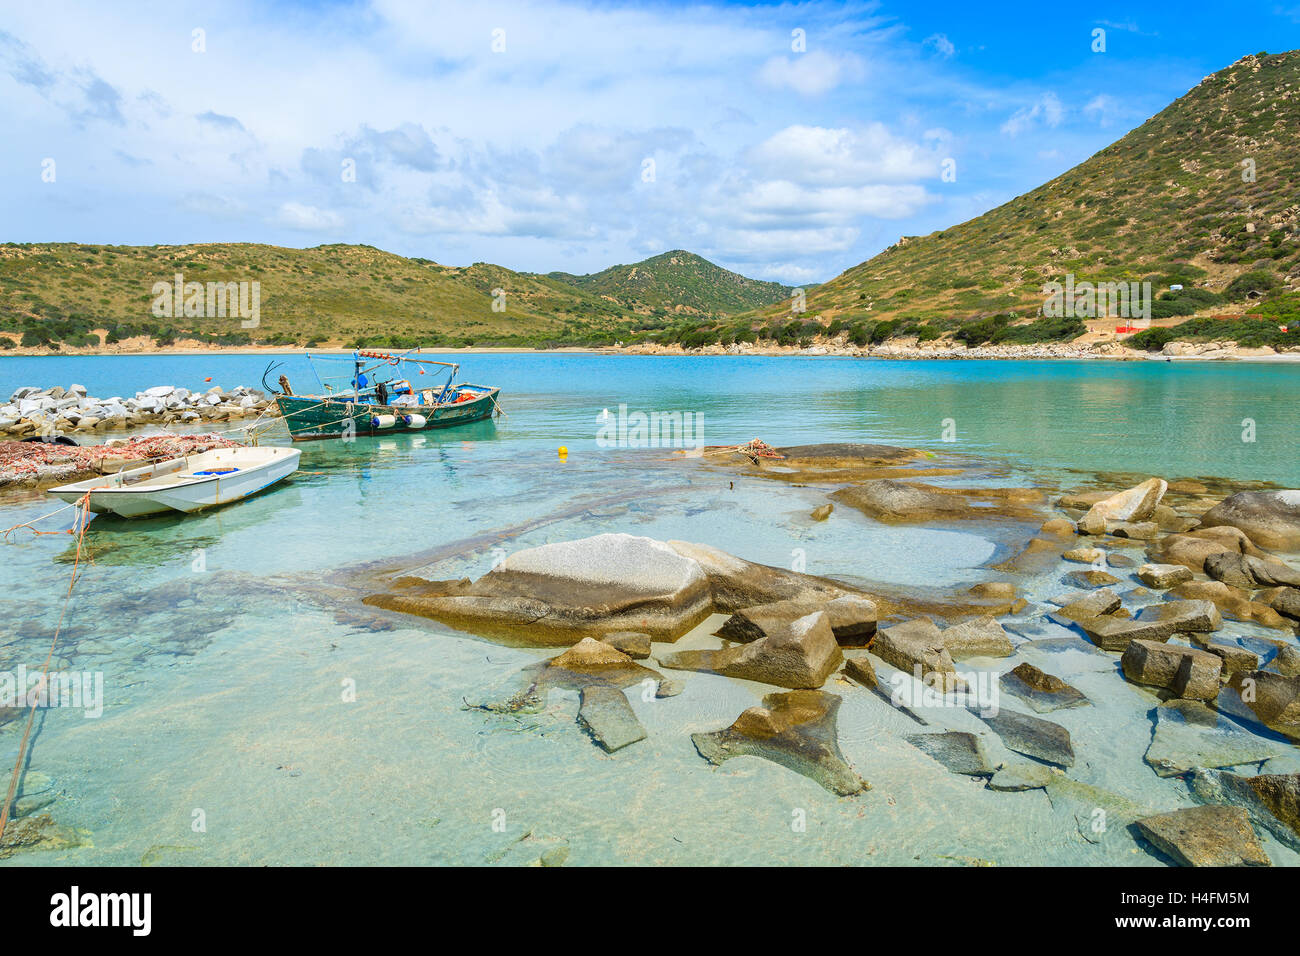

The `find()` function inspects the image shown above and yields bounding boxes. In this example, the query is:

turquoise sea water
[1,353,1298,866]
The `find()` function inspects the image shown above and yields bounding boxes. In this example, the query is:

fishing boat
[271,349,502,442]
[47,447,302,517]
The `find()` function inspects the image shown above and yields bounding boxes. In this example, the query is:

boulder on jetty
[1121,639,1222,701]
[1135,806,1270,867]
[1076,477,1167,536]
[1197,490,1300,551]
[1000,662,1089,713]
[1188,770,1300,852]
[367,533,872,645]
[659,610,843,689]
[2,383,274,438]
[690,690,868,796]
[715,595,876,646]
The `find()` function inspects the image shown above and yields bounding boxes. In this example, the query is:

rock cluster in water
[371,443,1300,863]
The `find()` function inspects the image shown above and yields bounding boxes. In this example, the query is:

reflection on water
[1,355,1298,865]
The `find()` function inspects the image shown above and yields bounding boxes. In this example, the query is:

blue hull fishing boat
[271,349,501,442]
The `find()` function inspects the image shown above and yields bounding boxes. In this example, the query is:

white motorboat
[47,446,301,517]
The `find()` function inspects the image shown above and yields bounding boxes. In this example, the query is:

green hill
[545,250,790,317]
[0,243,783,351]
[683,50,1300,350]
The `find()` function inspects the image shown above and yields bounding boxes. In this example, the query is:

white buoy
[370,414,397,429]
[403,414,427,428]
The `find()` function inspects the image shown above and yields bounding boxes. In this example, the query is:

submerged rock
[1144,699,1283,777]
[1121,640,1222,701]
[578,685,647,753]
[1000,662,1089,713]
[810,503,833,521]
[1063,569,1120,589]
[1197,490,1300,551]
[906,731,994,776]
[659,610,843,689]
[977,707,1075,767]
[1135,806,1270,867]
[1188,769,1300,851]
[830,479,1042,524]
[691,690,868,795]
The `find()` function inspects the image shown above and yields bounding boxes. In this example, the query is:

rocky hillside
[711,50,1300,350]
[0,243,783,352]
[545,250,790,317]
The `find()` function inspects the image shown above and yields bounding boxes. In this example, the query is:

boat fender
[370,414,398,429]
[403,414,427,428]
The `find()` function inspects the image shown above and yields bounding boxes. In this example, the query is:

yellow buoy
[558,446,568,458]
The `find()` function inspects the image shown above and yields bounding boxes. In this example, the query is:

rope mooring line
[0,491,92,847]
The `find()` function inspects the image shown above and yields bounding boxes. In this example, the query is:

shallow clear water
[1,353,1298,866]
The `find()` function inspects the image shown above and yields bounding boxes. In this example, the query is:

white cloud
[272,202,344,232]
[749,124,937,185]
[1000,92,1064,136]
[758,50,866,96]
[923,33,955,58]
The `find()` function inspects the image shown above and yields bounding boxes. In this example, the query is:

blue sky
[2,0,1298,283]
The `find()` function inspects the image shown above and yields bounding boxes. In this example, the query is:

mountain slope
[545,250,790,317]
[732,50,1300,346]
[0,243,782,351]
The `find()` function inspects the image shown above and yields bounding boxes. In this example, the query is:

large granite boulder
[665,539,862,611]
[659,610,843,689]
[1121,639,1222,700]
[691,690,868,795]
[366,533,712,642]
[1198,490,1300,551]
[1077,478,1167,536]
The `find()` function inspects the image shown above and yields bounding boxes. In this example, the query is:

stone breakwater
[1,384,278,439]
